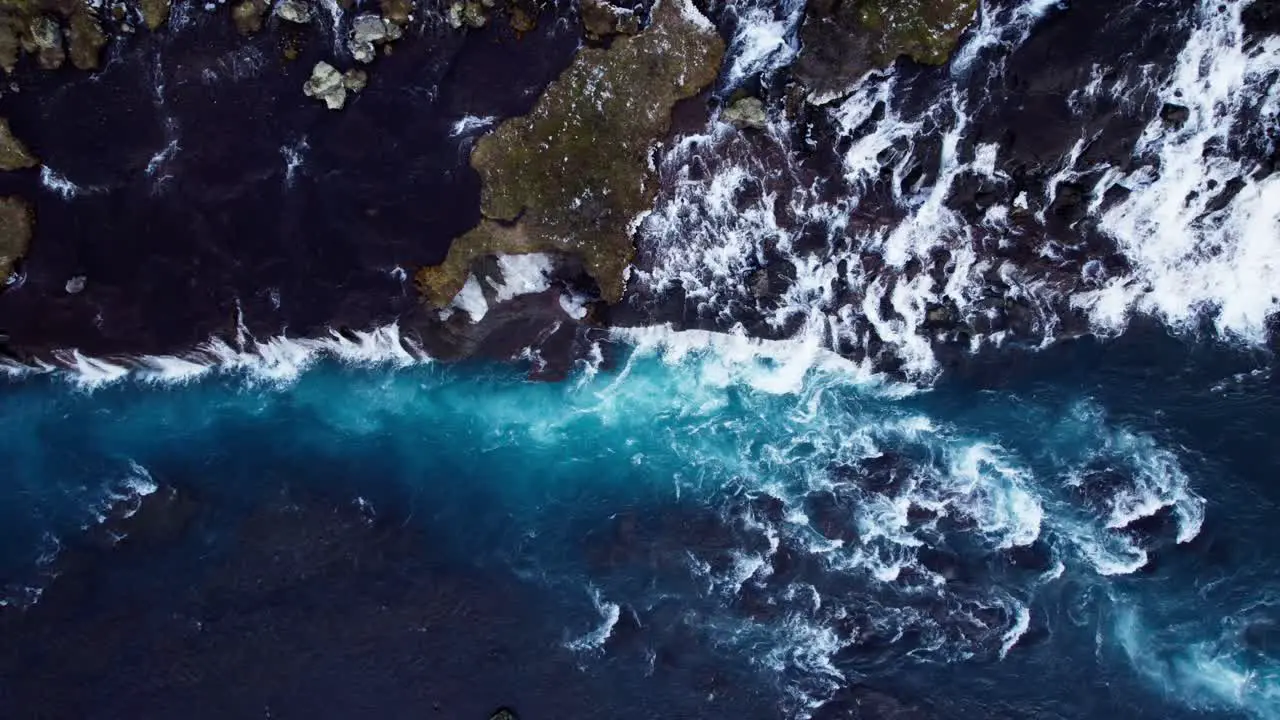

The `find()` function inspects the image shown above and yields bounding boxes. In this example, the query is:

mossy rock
[66,4,105,70]
[232,0,269,34]
[139,0,170,30]
[0,195,32,286]
[416,0,725,306]
[0,117,36,170]
[794,0,977,103]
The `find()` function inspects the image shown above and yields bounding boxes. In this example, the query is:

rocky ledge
[414,0,725,307]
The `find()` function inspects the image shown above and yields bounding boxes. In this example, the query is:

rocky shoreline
[0,0,1274,381]
[0,0,1000,379]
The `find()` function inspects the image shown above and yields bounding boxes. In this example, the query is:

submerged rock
[489,709,518,720]
[416,0,725,306]
[274,0,314,24]
[303,61,352,109]
[348,13,402,63]
[0,196,31,286]
[64,275,86,294]
[0,117,36,170]
[721,96,767,130]
[793,0,978,103]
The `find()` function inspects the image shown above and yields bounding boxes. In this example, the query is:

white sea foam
[4,323,427,390]
[450,115,498,137]
[490,253,554,303]
[1077,0,1280,341]
[721,0,806,88]
[566,587,621,652]
[451,274,489,322]
[281,138,309,186]
[40,167,83,200]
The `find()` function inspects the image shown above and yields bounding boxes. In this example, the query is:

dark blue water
[1,325,1277,719]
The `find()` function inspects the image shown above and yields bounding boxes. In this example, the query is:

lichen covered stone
[0,196,31,286]
[303,60,347,109]
[274,0,313,24]
[415,0,725,306]
[721,96,767,130]
[794,0,977,103]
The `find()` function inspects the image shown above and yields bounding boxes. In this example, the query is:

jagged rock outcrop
[793,0,978,103]
[0,196,31,286]
[348,13,402,63]
[415,0,725,306]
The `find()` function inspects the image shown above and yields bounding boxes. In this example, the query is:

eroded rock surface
[415,0,725,306]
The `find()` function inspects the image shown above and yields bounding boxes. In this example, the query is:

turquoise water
[1,327,1278,718]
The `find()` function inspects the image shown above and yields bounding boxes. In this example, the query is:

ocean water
[1,324,1277,719]
[1,0,1279,716]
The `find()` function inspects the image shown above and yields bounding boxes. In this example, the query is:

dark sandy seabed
[1,0,1280,718]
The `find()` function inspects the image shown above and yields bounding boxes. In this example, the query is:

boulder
[303,61,348,110]
[348,13,402,63]
[274,0,314,24]
[721,96,767,130]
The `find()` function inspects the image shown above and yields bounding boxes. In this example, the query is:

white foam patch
[451,274,489,322]
[721,0,807,88]
[1078,0,1280,341]
[450,115,497,137]
[566,587,621,652]
[490,253,554,303]
[40,167,83,200]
